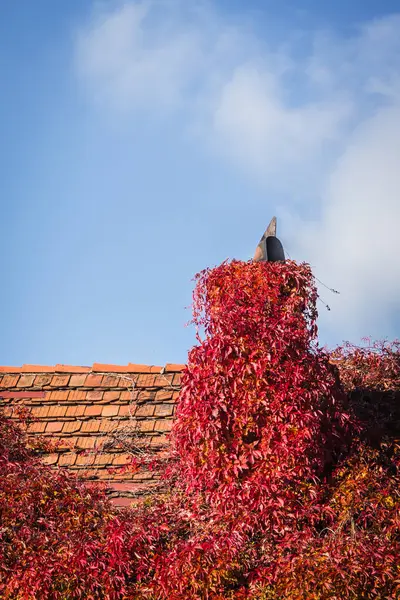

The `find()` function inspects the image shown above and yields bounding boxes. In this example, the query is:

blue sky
[1,0,400,367]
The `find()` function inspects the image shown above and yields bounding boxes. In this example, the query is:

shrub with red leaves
[1,259,399,599]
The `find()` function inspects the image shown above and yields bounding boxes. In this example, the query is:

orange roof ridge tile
[1,363,186,374]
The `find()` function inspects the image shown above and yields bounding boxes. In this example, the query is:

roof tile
[69,374,87,387]
[85,374,103,387]
[1,362,185,503]
[42,453,59,465]
[62,421,82,434]
[81,420,101,433]
[58,453,77,467]
[87,390,104,401]
[135,405,155,417]
[154,404,174,417]
[76,437,97,450]
[49,391,69,401]
[46,422,63,433]
[101,376,120,387]
[17,375,35,387]
[68,390,87,401]
[34,374,53,386]
[51,375,70,387]
[27,421,47,434]
[0,375,19,387]
[65,406,85,418]
[85,405,102,417]
[22,365,56,373]
[48,406,67,418]
[165,363,185,372]
[127,364,157,374]
[55,365,91,373]
[92,363,130,373]
[102,405,119,417]
[103,391,120,402]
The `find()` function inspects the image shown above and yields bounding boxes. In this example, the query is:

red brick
[69,374,87,387]
[164,363,185,372]
[0,375,19,388]
[55,365,91,373]
[58,453,77,466]
[103,391,120,401]
[86,390,103,401]
[65,406,85,418]
[17,375,35,387]
[51,375,70,387]
[154,404,174,417]
[42,453,59,465]
[101,405,119,417]
[68,390,87,401]
[34,374,52,386]
[62,421,82,434]
[47,406,67,418]
[85,405,102,417]
[81,420,101,433]
[46,421,63,433]
[27,421,47,434]
[49,391,69,401]
[134,405,155,417]
[85,374,103,387]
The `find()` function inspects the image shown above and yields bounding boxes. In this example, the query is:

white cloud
[74,1,400,343]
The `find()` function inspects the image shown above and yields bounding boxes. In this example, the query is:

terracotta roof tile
[165,363,185,372]
[51,375,70,387]
[62,421,82,434]
[102,405,119,417]
[103,391,121,402]
[68,390,87,401]
[22,365,56,373]
[17,375,35,387]
[46,422,63,433]
[69,374,87,387]
[127,364,162,374]
[85,374,103,387]
[0,362,183,503]
[85,405,102,417]
[55,365,91,373]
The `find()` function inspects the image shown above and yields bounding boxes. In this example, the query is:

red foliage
[1,259,399,599]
